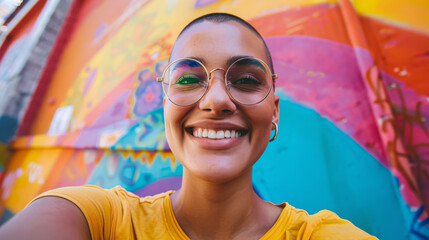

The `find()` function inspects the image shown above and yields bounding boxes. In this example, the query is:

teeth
[225,130,231,138]
[191,128,244,139]
[208,130,216,139]
[216,130,224,139]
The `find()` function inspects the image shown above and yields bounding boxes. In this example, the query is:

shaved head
[171,13,275,76]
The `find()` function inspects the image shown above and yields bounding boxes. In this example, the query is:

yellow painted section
[351,0,429,34]
[3,149,62,213]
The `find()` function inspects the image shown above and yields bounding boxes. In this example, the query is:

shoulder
[31,185,173,216]
[30,185,123,213]
[0,195,91,240]
[29,185,173,239]
[32,184,123,200]
[32,185,169,203]
[309,210,377,239]
[285,205,378,240]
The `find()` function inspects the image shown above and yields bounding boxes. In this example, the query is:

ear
[272,95,280,130]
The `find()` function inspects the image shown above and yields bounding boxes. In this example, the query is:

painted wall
[0,0,428,239]
[0,1,47,218]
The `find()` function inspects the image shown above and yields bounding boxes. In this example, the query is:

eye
[231,76,261,85]
[175,74,201,85]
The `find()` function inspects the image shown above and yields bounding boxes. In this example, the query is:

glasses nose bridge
[208,67,226,81]
[202,67,231,101]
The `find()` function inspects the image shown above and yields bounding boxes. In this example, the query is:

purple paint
[73,89,131,148]
[133,176,182,197]
[94,23,108,42]
[133,78,163,117]
[194,0,219,8]
[92,90,132,128]
[73,127,102,148]
[267,35,388,166]
[26,136,33,147]
[82,68,97,96]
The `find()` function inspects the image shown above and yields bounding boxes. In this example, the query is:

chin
[182,153,256,184]
[194,168,250,184]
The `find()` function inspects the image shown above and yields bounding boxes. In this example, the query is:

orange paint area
[361,16,429,95]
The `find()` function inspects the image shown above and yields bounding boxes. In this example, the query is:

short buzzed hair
[171,13,275,76]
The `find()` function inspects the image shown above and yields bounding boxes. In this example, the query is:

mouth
[186,127,248,139]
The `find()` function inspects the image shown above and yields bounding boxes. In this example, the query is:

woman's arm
[0,197,91,240]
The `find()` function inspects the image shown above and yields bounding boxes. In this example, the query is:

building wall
[0,0,428,239]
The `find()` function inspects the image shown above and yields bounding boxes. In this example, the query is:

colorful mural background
[0,0,428,239]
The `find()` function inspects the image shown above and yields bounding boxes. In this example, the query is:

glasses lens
[226,58,272,105]
[162,59,207,106]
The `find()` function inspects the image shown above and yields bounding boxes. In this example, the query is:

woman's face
[164,21,279,183]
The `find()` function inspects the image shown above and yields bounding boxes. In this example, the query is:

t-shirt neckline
[162,192,292,240]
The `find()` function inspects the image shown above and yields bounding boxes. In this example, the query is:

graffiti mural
[86,150,181,193]
[0,0,428,239]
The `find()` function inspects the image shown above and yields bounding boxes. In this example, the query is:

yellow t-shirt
[30,185,378,240]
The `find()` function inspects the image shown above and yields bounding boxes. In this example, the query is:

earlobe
[269,121,278,142]
[272,95,280,129]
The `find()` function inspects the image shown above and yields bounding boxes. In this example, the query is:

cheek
[251,106,274,132]
[164,102,182,127]
[163,104,181,146]
[246,98,277,145]
[163,102,191,153]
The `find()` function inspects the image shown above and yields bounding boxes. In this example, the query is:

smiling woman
[0,13,378,240]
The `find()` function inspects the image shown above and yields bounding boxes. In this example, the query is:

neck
[170,169,281,240]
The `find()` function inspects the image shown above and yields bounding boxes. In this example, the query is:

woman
[0,13,377,239]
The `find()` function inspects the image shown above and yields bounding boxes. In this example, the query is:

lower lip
[187,131,246,150]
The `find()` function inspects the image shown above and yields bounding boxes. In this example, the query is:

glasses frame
[156,56,278,107]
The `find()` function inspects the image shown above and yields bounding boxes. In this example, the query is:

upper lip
[185,120,248,131]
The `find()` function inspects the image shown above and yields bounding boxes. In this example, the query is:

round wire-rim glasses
[156,56,278,107]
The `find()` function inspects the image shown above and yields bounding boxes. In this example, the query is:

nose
[198,69,236,114]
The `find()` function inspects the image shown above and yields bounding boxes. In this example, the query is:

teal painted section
[0,116,18,144]
[253,95,411,239]
[87,151,183,192]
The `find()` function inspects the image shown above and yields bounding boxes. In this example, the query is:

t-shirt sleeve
[28,185,121,240]
[310,210,379,240]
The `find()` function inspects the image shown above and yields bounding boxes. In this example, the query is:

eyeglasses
[156,57,277,106]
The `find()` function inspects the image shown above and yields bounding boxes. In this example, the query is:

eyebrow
[188,55,252,67]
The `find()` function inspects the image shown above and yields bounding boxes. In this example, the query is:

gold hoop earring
[269,122,278,142]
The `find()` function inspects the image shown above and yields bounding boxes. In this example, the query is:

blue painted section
[0,208,14,225]
[253,95,413,239]
[0,116,18,144]
[113,108,168,150]
[86,151,183,192]
[410,207,429,239]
